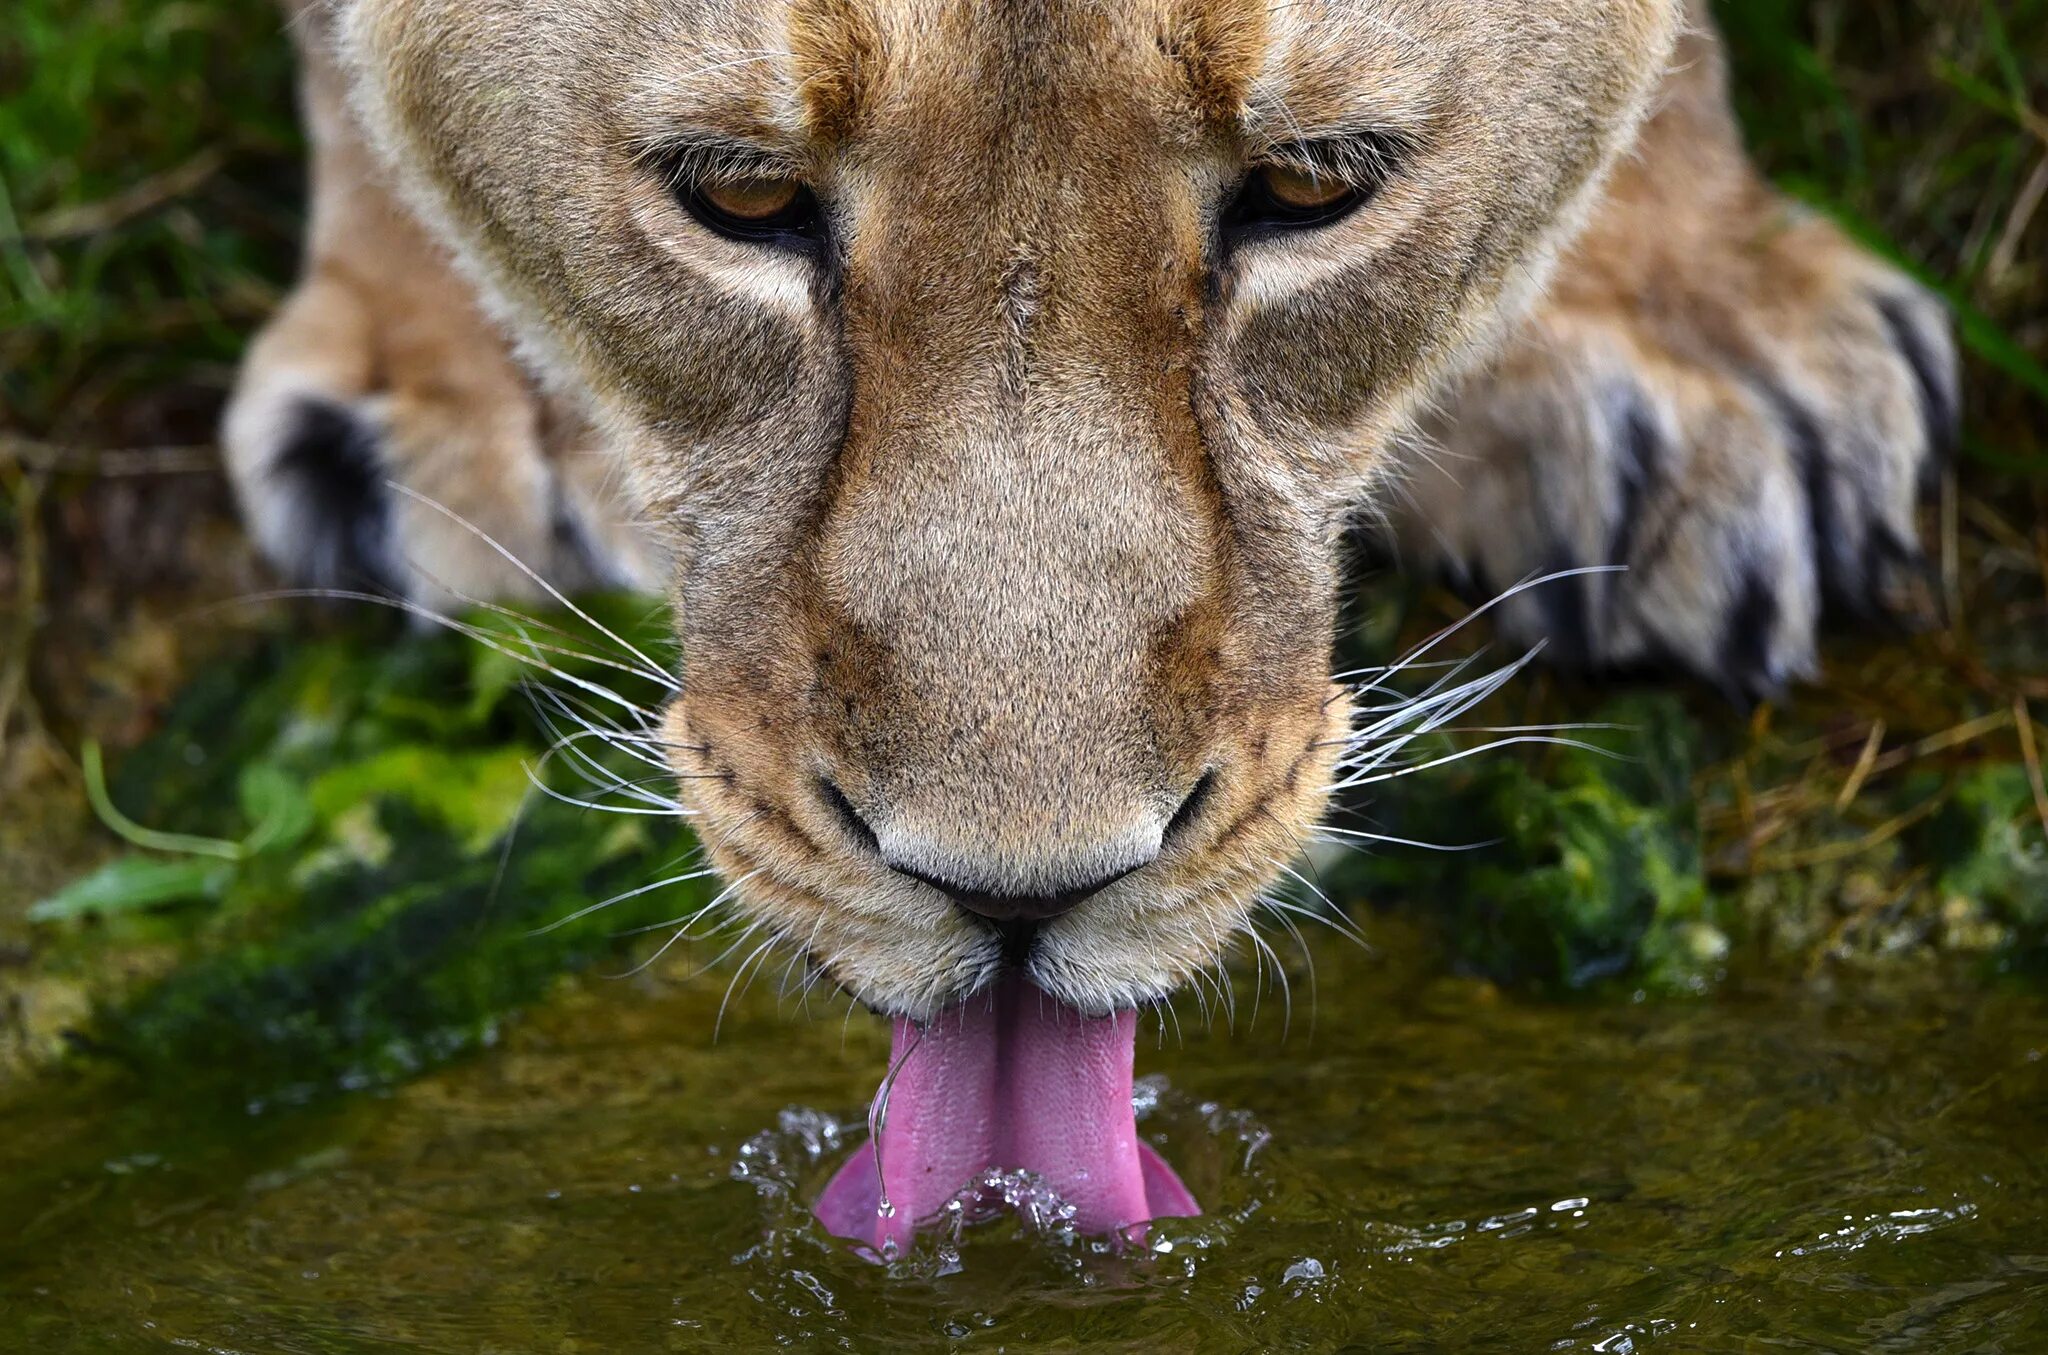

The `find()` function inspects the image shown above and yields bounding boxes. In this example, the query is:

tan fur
[227,0,1950,1018]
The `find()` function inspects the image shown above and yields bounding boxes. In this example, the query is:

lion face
[338,0,1678,1018]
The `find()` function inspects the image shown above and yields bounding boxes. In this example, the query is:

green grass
[1,0,298,439]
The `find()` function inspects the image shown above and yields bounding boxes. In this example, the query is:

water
[4,927,2045,1352]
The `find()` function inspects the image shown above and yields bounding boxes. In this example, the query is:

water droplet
[1282,1256,1325,1285]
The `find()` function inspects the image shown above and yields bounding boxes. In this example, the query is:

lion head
[331,0,1680,1018]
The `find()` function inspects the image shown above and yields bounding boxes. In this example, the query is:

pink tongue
[814,975,1199,1251]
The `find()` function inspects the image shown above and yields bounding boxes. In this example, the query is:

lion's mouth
[814,973,1199,1251]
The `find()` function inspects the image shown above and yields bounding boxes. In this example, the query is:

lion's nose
[888,860,1149,925]
[817,778,1175,925]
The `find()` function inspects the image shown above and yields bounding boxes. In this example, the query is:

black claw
[1604,382,1663,577]
[1758,383,1893,625]
[1770,388,1862,613]
[269,396,402,595]
[1718,567,1785,709]
[1876,294,1961,487]
[1534,548,1596,669]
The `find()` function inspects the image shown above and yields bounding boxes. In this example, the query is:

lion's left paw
[1397,211,1956,703]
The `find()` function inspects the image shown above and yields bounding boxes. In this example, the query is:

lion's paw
[1399,210,1957,703]
[222,274,658,617]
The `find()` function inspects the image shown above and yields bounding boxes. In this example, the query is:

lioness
[225,0,1956,1246]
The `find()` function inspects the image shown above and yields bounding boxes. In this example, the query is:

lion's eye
[1261,167,1353,213]
[1226,164,1368,233]
[703,177,800,220]
[683,175,823,246]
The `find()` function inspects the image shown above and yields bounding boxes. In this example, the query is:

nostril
[1164,770,1216,846]
[818,778,880,854]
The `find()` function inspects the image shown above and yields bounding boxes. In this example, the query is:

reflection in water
[1776,1200,1978,1257]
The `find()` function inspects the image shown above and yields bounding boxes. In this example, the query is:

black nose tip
[816,775,1192,947]
[890,861,1143,925]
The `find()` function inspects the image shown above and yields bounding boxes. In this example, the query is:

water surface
[4,928,2044,1352]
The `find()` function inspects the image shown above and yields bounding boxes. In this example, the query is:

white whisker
[1311,824,1499,852]
[716,930,786,1040]
[525,863,716,937]
[385,481,677,690]
[222,586,662,724]
[610,869,760,978]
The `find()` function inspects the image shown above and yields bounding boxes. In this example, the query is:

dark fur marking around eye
[646,135,828,255]
[1875,295,1959,484]
[682,181,827,249]
[1223,129,1412,242]
[269,396,400,594]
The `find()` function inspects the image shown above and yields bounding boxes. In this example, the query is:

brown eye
[699,176,802,222]
[1225,162,1369,234]
[1259,166,1354,213]
[682,174,823,247]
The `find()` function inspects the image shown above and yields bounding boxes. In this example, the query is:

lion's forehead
[786,0,1262,134]
[612,0,1465,153]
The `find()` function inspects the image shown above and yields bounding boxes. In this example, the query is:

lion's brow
[615,33,810,160]
[1246,0,1450,141]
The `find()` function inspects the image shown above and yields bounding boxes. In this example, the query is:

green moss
[1336,695,1719,996]
[1915,767,2048,937]
[28,601,705,1104]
